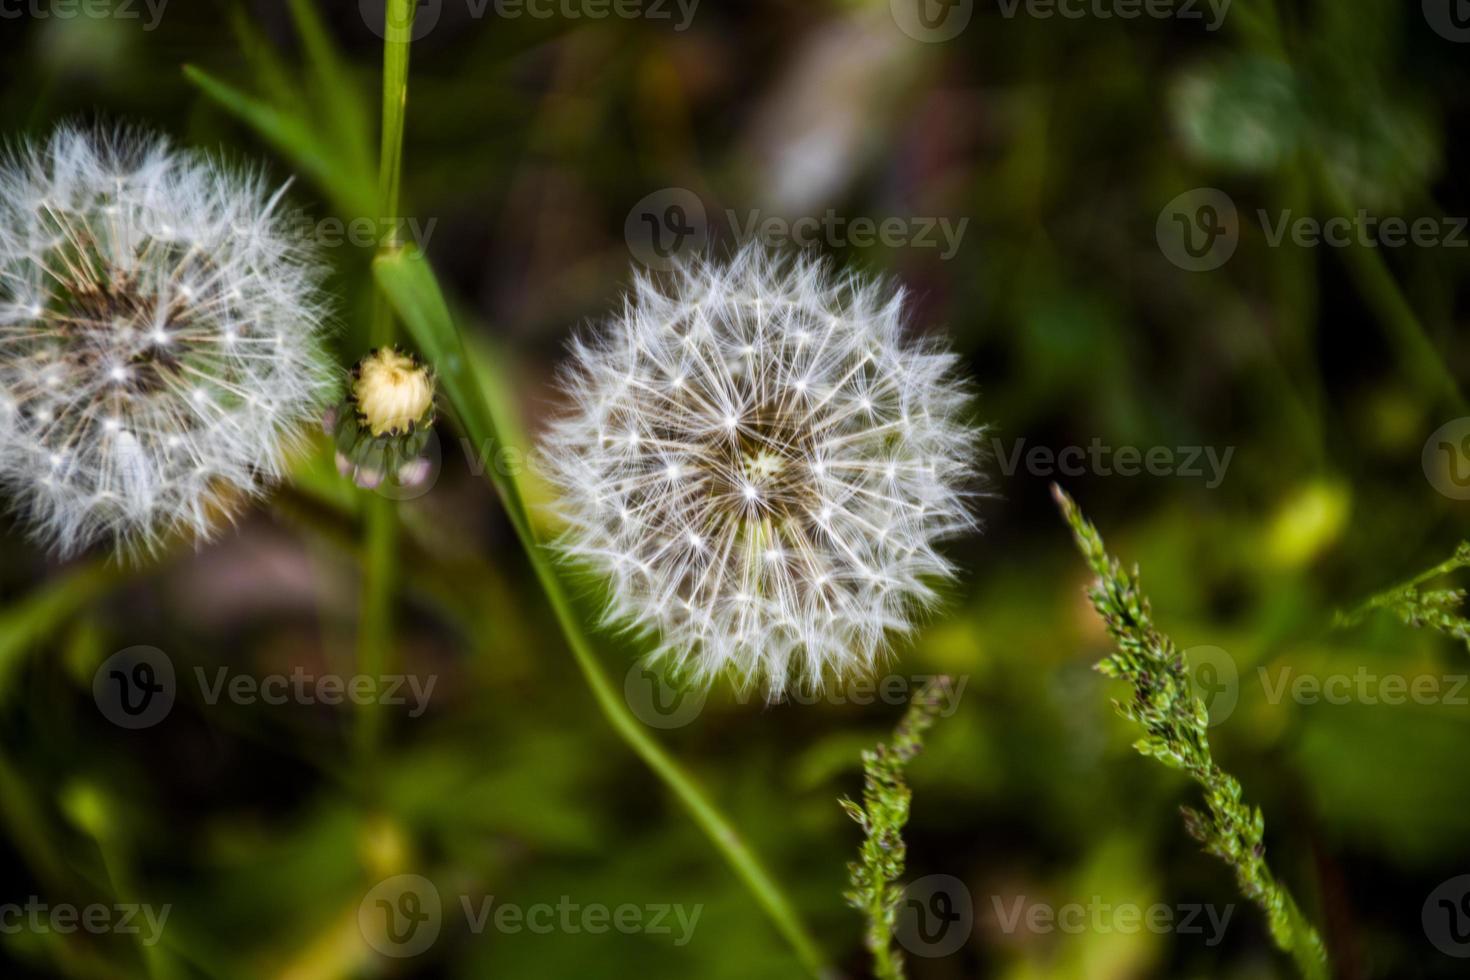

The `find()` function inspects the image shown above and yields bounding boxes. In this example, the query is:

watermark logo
[360,875,443,958]
[624,670,967,729]
[0,0,168,30]
[1424,0,1470,42]
[624,663,708,729]
[890,0,973,42]
[625,188,709,271]
[358,877,702,956]
[373,428,443,502]
[1157,188,1239,272]
[990,894,1235,945]
[1160,189,1470,270]
[461,895,702,943]
[93,649,438,728]
[1257,212,1469,250]
[362,0,697,40]
[93,646,175,730]
[272,211,439,252]
[991,437,1234,488]
[624,188,970,269]
[0,898,171,946]
[896,874,973,957]
[1258,666,1469,707]
[1425,875,1470,957]
[361,0,442,40]
[1186,645,1239,727]
[995,0,1230,30]
[1424,418,1470,500]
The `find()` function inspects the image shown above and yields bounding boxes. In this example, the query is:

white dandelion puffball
[0,125,336,557]
[544,248,981,696]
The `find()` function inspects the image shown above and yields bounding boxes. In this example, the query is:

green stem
[1233,0,1463,415]
[355,0,415,784]
[869,903,900,980]
[1309,164,1464,414]
[374,249,831,977]
[96,838,171,980]
[529,538,829,977]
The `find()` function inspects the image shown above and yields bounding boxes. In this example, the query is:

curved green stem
[374,247,831,977]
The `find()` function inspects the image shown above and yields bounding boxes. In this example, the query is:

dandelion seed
[0,125,336,557]
[543,247,982,697]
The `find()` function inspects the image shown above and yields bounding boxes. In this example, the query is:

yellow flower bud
[353,347,434,437]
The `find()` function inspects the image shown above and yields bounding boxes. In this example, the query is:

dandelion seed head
[543,247,982,697]
[0,125,336,557]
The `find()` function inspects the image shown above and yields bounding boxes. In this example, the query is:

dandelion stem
[355,0,416,784]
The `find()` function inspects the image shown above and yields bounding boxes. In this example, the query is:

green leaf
[184,64,374,217]
[287,0,373,177]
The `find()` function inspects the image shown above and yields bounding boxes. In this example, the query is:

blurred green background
[2,0,1469,977]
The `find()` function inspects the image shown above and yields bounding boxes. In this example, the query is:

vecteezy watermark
[356,431,546,501]
[1423,0,1470,43]
[1156,188,1240,272]
[93,646,175,730]
[0,898,171,947]
[889,0,973,43]
[1257,666,1470,707]
[358,875,703,958]
[624,188,969,270]
[625,188,709,271]
[1178,645,1470,727]
[624,666,968,728]
[624,665,709,730]
[93,647,436,729]
[1255,212,1470,251]
[994,0,1230,31]
[360,0,697,41]
[90,204,437,255]
[724,210,969,262]
[991,438,1235,488]
[1425,875,1470,958]
[1158,188,1470,271]
[1186,645,1239,728]
[989,894,1235,946]
[1424,418,1470,500]
[896,875,974,958]
[273,211,439,252]
[0,0,167,30]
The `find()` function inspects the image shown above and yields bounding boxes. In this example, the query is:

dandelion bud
[0,125,336,557]
[543,247,982,697]
[329,347,436,491]
[353,346,434,436]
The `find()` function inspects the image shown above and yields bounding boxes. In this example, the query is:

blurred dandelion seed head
[544,247,982,697]
[0,125,336,557]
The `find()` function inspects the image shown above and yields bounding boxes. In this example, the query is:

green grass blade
[183,64,375,217]
[287,0,374,181]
